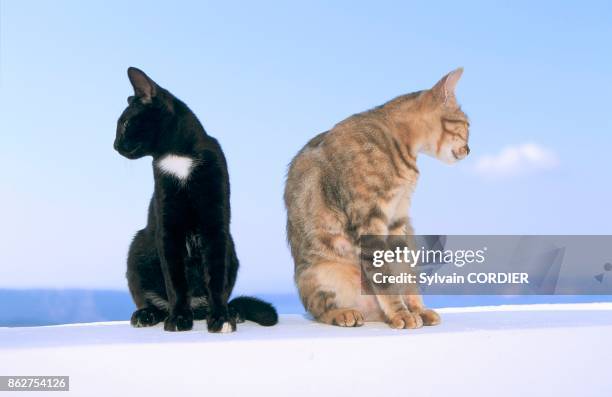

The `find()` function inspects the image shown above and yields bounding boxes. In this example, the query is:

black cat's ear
[127,67,157,103]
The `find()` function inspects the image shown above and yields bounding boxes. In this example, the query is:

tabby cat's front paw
[330,309,364,327]
[416,308,441,326]
[388,310,423,329]
[164,309,194,332]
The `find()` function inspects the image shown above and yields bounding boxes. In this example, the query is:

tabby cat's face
[429,109,470,165]
[420,68,470,164]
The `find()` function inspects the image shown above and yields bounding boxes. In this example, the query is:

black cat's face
[114,67,169,159]
[115,96,162,159]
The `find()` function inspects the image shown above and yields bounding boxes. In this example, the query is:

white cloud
[474,143,559,177]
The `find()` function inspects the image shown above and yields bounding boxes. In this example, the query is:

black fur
[114,67,278,332]
[229,296,279,326]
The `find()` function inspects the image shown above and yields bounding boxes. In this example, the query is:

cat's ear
[430,67,463,106]
[127,67,157,103]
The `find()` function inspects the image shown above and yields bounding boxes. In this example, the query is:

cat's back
[287,107,392,181]
[285,104,415,219]
[287,130,327,173]
[289,107,382,162]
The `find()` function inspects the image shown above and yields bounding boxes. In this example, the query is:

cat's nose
[464,145,470,156]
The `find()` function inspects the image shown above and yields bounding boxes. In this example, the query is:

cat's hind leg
[130,306,167,327]
[298,260,375,327]
[127,229,169,328]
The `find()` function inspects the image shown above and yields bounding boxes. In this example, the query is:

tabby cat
[114,67,278,333]
[285,68,469,328]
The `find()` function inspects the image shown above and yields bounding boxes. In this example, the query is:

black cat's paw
[131,307,166,328]
[229,306,245,324]
[207,311,236,333]
[164,308,194,332]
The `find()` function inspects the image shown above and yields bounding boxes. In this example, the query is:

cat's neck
[379,91,433,158]
[152,107,209,161]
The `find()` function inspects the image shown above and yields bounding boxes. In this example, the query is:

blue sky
[1,1,611,294]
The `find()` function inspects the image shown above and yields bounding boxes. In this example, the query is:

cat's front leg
[358,214,423,329]
[365,269,423,330]
[404,294,441,326]
[156,227,193,332]
[389,223,441,327]
[201,233,236,333]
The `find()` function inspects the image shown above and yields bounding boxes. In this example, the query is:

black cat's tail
[229,296,278,326]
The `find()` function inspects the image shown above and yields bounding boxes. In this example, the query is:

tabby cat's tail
[229,296,278,326]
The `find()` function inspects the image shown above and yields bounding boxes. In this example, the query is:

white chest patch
[157,154,194,181]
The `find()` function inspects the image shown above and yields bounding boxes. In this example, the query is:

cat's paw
[164,309,194,332]
[130,307,166,328]
[229,306,245,324]
[416,308,441,326]
[388,310,423,329]
[330,309,364,327]
[207,311,236,333]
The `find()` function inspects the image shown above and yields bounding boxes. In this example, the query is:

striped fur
[144,292,208,311]
[285,68,469,328]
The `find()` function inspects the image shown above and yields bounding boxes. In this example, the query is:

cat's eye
[442,120,464,134]
[122,120,129,129]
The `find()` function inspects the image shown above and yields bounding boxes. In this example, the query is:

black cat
[114,67,277,333]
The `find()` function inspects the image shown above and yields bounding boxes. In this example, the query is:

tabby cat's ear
[127,67,157,103]
[431,67,463,105]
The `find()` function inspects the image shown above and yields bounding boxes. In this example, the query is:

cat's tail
[229,296,278,326]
